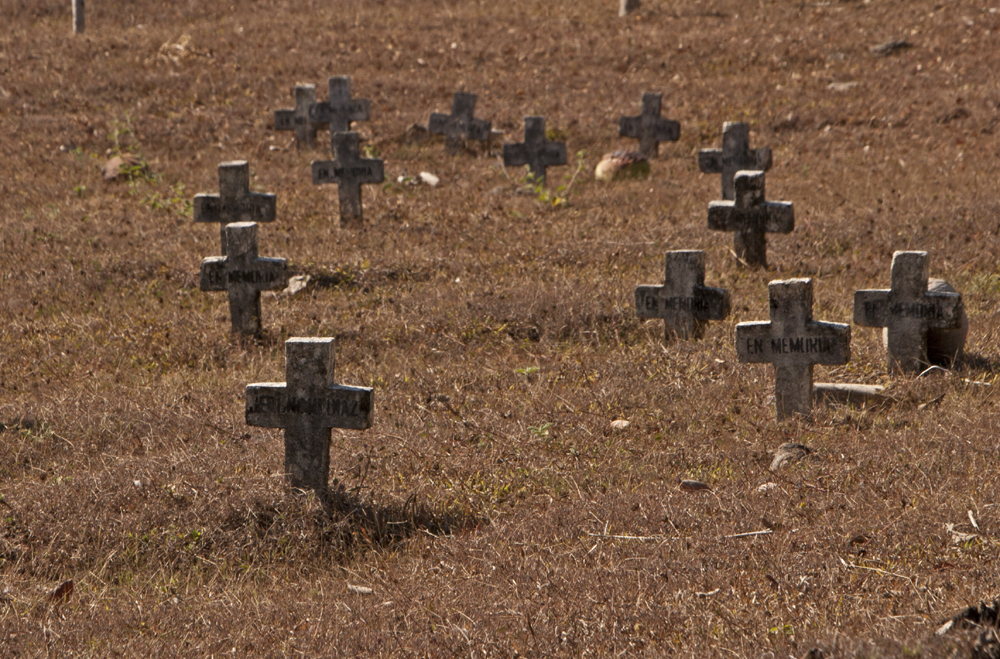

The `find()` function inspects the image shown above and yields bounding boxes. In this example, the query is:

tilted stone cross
[619,92,680,158]
[707,170,793,267]
[308,76,370,134]
[853,251,964,374]
[246,338,374,492]
[736,279,851,420]
[312,131,384,225]
[274,84,320,149]
[199,222,288,336]
[72,0,84,33]
[635,250,730,341]
[429,92,491,154]
[193,161,276,255]
[502,116,567,184]
[698,122,773,200]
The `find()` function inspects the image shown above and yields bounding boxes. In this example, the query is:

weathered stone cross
[274,84,320,149]
[707,170,793,267]
[312,131,385,225]
[429,92,491,154]
[72,0,84,33]
[246,338,374,492]
[853,251,964,374]
[308,76,370,134]
[619,92,680,158]
[193,161,276,255]
[635,250,730,341]
[736,279,851,420]
[502,116,567,184]
[698,122,773,200]
[199,222,288,336]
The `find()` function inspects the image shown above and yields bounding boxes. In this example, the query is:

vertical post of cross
[72,0,84,33]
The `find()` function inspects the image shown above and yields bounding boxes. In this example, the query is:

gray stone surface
[707,170,793,267]
[736,279,851,420]
[814,383,891,407]
[274,84,320,149]
[246,338,374,492]
[925,279,969,366]
[854,252,965,374]
[73,0,84,33]
[199,222,288,336]
[619,92,679,158]
[698,122,773,200]
[308,76,370,134]
[429,92,491,154]
[619,0,640,16]
[311,131,385,225]
[193,161,276,255]
[502,116,567,183]
[635,250,730,341]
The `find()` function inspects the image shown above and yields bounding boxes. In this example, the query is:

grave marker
[72,0,84,33]
[502,116,567,184]
[429,92,491,154]
[312,131,384,225]
[635,251,730,341]
[619,92,680,158]
[736,279,850,420]
[193,161,276,255]
[308,76,370,134]
[707,170,793,267]
[698,122,773,200]
[274,84,321,149]
[246,338,374,491]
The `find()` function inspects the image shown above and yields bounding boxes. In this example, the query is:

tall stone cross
[274,84,320,149]
[736,279,851,420]
[635,250,730,341]
[698,122,773,200]
[308,76,370,134]
[246,338,374,492]
[429,92,491,154]
[72,0,84,33]
[193,161,276,255]
[502,116,567,184]
[707,170,793,268]
[199,222,288,336]
[312,131,385,225]
[619,92,680,158]
[853,251,964,374]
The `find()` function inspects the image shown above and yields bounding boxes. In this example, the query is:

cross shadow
[954,350,1000,375]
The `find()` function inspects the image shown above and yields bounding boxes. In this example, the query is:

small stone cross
[193,161,276,255]
[698,122,773,200]
[199,222,288,336]
[246,338,374,492]
[736,278,851,420]
[502,116,567,184]
[853,251,964,374]
[619,92,680,158]
[312,131,385,225]
[429,92,491,154]
[274,84,320,149]
[707,170,793,267]
[308,76,370,134]
[72,0,84,33]
[635,251,730,341]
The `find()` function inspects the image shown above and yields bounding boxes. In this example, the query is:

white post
[72,0,85,34]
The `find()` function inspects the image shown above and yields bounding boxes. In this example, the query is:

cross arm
[502,144,529,168]
[762,201,794,234]
[248,257,289,292]
[802,321,851,365]
[619,116,643,140]
[706,201,737,230]
[274,109,297,130]
[735,322,773,364]
[199,257,229,292]
[924,290,964,329]
[193,194,221,223]
[634,285,665,319]
[753,147,773,171]
[246,383,374,430]
[853,289,891,327]
[693,285,731,321]
[311,159,338,184]
[697,149,723,174]
[428,112,452,136]
[467,117,491,142]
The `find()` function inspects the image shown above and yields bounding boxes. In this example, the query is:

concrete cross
[308,76,370,134]
[312,131,385,225]
[193,161,276,255]
[698,122,773,200]
[429,92,491,154]
[736,279,851,420]
[199,222,288,336]
[72,0,84,33]
[853,251,964,374]
[274,84,321,149]
[635,251,730,341]
[707,170,793,267]
[246,338,374,492]
[502,116,567,184]
[619,92,680,158]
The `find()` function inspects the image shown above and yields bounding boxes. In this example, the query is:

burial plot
[246,338,374,492]
[853,251,964,374]
[274,84,321,149]
[736,279,850,420]
[698,122,773,200]
[502,116,567,184]
[312,131,384,225]
[634,251,730,341]
[429,92,491,154]
[199,222,288,336]
[308,76,370,134]
[73,0,84,33]
[194,161,276,255]
[619,92,680,158]
[707,170,793,268]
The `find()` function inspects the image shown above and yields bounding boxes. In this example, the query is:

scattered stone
[400,123,431,144]
[827,81,859,92]
[707,170,794,268]
[634,250,730,342]
[595,150,649,182]
[502,116,567,184]
[312,131,384,225]
[770,442,811,471]
[274,84,320,149]
[428,92,491,154]
[813,383,891,407]
[619,0,640,17]
[72,0,84,34]
[308,76,370,134]
[194,161,276,255]
[348,584,374,595]
[610,419,630,430]
[101,153,146,181]
[698,122,773,200]
[618,92,680,158]
[757,482,779,494]
[871,39,912,57]
[419,171,440,187]
[680,479,710,492]
[280,274,311,297]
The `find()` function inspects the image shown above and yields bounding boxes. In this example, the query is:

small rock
[347,584,374,595]
[281,275,311,297]
[769,442,811,472]
[757,482,779,494]
[871,39,912,57]
[419,171,440,187]
[679,479,710,492]
[595,150,649,182]
[619,0,640,17]
[814,382,891,407]
[609,419,630,430]
[827,82,859,92]
[102,153,146,181]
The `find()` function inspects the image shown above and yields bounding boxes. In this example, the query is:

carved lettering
[768,336,836,354]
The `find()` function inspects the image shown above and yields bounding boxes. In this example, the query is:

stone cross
[853,251,964,374]
[707,170,793,267]
[308,76,370,134]
[502,116,567,184]
[736,278,851,420]
[193,161,276,255]
[429,92,491,154]
[619,92,680,158]
[274,84,320,149]
[199,222,288,336]
[246,338,374,492]
[698,122,773,200]
[312,131,385,225]
[635,251,730,341]
[72,0,84,33]
[619,0,640,16]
